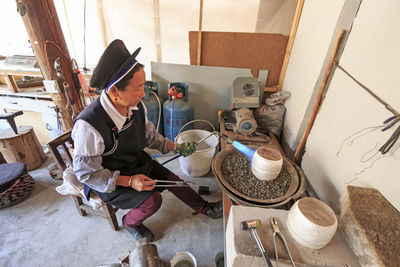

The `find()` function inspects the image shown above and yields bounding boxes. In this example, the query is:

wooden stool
[47,132,119,231]
[0,125,46,170]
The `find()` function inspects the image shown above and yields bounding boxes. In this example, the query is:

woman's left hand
[173,142,196,157]
[166,142,175,152]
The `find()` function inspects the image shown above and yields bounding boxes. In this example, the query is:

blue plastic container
[163,83,194,140]
[143,81,164,134]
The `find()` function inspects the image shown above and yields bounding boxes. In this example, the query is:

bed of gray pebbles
[220,151,291,199]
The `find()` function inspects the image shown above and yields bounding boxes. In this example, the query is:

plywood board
[151,62,268,129]
[189,31,288,87]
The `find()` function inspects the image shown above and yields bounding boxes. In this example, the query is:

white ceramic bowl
[251,147,283,181]
[287,197,337,249]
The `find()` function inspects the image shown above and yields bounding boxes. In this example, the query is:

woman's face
[116,68,146,107]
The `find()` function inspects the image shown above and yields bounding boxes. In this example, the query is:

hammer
[241,219,273,267]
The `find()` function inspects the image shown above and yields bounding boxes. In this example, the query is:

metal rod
[250,228,273,267]
[195,131,219,146]
[160,154,180,165]
[336,63,399,116]
[155,180,197,186]
[154,184,189,187]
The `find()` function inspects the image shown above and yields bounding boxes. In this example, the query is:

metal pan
[212,146,299,204]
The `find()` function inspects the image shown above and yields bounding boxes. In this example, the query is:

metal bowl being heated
[212,145,300,206]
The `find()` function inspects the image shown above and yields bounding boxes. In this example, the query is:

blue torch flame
[232,141,257,162]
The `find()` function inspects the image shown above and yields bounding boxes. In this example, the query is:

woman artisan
[72,40,222,242]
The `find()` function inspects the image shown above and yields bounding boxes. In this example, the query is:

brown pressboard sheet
[189,31,288,87]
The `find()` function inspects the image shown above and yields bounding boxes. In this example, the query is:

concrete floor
[0,151,224,267]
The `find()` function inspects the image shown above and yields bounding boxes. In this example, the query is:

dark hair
[115,63,144,91]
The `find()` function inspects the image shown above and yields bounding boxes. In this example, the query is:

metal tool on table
[241,219,273,267]
[154,180,197,187]
[380,115,400,154]
[270,217,296,267]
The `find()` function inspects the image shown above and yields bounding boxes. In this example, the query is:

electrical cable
[83,0,88,72]
[62,0,77,59]
[152,91,161,132]
[44,40,72,80]
[42,0,59,44]
[171,99,174,140]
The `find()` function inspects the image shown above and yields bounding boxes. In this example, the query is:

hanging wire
[360,143,380,163]
[42,0,59,44]
[345,142,400,184]
[336,125,383,157]
[44,40,72,80]
[83,0,89,72]
[335,62,399,116]
[62,0,78,59]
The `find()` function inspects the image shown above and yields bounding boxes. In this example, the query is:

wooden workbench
[218,116,291,267]
[219,117,286,228]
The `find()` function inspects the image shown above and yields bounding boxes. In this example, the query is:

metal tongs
[270,217,296,267]
[154,180,197,187]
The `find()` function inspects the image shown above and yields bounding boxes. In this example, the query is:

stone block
[339,186,400,267]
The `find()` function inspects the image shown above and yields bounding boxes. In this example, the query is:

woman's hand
[166,142,175,152]
[129,174,157,191]
[173,142,196,157]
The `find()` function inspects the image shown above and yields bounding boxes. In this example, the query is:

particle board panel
[189,31,288,87]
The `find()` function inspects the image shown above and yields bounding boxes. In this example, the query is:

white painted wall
[284,0,400,212]
[281,0,344,148]
[1,1,297,78]
[53,0,260,76]
[0,1,32,56]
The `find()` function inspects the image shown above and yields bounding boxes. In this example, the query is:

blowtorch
[220,134,257,161]
[221,134,283,181]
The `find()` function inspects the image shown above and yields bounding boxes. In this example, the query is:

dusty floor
[0,151,224,267]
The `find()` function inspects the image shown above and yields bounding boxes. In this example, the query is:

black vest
[75,97,154,178]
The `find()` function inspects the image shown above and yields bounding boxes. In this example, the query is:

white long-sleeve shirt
[72,91,170,193]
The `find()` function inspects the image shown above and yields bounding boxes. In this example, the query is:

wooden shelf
[264,86,280,92]
[0,86,51,99]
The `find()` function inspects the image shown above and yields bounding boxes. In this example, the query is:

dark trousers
[93,159,209,227]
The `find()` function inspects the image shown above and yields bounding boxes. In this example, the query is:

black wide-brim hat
[90,39,141,91]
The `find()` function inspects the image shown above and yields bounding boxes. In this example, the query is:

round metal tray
[215,173,293,208]
[212,146,299,204]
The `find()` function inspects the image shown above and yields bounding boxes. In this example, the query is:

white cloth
[55,167,102,210]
